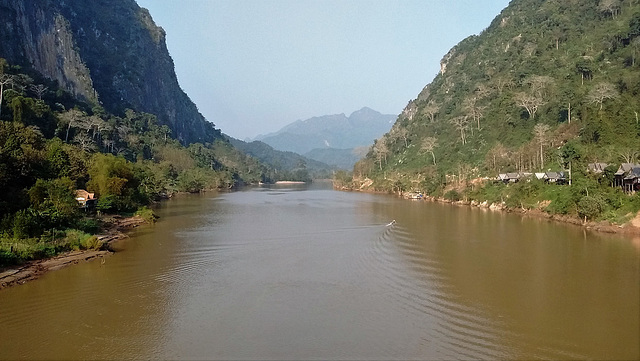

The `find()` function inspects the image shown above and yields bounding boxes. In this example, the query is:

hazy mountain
[255,107,395,168]
[0,0,220,145]
[226,136,335,179]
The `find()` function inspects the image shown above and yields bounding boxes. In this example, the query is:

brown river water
[0,181,638,360]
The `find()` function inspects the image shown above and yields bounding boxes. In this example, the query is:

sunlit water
[0,181,638,360]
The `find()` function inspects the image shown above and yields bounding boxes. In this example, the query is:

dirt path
[0,215,148,290]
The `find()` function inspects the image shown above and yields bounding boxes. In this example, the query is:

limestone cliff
[0,0,219,145]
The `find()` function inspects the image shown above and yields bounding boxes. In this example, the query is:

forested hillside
[227,136,335,181]
[343,0,640,222]
[0,59,271,266]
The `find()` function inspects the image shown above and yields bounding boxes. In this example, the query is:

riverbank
[335,179,640,237]
[399,191,640,237]
[0,215,149,290]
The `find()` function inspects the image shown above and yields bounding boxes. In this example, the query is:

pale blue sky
[135,0,511,140]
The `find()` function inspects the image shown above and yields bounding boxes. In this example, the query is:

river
[0,181,638,360]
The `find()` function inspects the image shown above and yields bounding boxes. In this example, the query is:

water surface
[0,182,638,360]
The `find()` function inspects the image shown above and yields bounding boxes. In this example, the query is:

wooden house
[614,163,640,189]
[544,171,567,184]
[587,163,608,174]
[623,167,640,193]
[75,189,97,209]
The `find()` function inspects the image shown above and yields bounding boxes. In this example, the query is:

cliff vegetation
[340,0,640,225]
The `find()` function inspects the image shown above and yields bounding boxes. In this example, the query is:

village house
[544,171,567,184]
[587,163,608,174]
[497,172,521,183]
[614,163,640,192]
[75,189,97,209]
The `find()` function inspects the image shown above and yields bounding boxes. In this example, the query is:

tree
[514,92,544,119]
[486,142,509,171]
[631,37,640,67]
[450,115,470,145]
[29,84,48,100]
[587,82,619,110]
[0,74,13,118]
[575,58,593,85]
[560,141,581,186]
[59,108,85,142]
[28,177,78,228]
[395,127,410,148]
[373,139,389,170]
[524,75,555,99]
[422,101,440,123]
[598,0,621,19]
[420,137,438,165]
[533,123,550,169]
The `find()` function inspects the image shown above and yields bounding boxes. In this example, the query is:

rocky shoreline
[0,215,149,291]
[399,191,640,237]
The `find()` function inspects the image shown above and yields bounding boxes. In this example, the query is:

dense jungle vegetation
[0,58,295,266]
[339,0,640,223]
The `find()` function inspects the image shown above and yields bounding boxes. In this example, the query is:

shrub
[577,195,607,221]
[444,190,461,201]
[135,206,158,223]
[74,218,101,234]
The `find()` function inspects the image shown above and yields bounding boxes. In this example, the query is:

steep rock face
[0,0,218,145]
[0,1,96,102]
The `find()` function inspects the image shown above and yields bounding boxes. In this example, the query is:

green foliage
[577,195,607,221]
[347,0,640,226]
[134,206,157,223]
[444,190,461,202]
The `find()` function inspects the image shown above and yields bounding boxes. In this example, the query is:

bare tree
[493,76,514,94]
[485,142,509,171]
[73,133,96,152]
[450,115,470,145]
[422,100,440,123]
[619,149,639,163]
[373,139,389,170]
[533,123,551,169]
[420,137,438,165]
[514,92,544,119]
[587,82,619,110]
[631,37,640,66]
[598,0,621,18]
[524,75,555,99]
[394,127,410,148]
[463,97,486,131]
[58,108,86,142]
[29,84,48,100]
[0,74,13,118]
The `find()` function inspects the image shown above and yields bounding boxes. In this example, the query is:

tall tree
[423,101,440,123]
[420,137,438,165]
[533,123,550,169]
[587,82,619,110]
[450,115,470,145]
[0,74,13,118]
[514,92,544,119]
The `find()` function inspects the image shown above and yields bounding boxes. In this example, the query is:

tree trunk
[0,82,3,118]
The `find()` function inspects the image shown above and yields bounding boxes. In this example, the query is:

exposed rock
[0,0,220,145]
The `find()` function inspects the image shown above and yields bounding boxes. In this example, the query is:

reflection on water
[0,181,638,360]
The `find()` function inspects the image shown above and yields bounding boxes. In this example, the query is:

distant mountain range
[254,107,395,169]
[226,136,335,178]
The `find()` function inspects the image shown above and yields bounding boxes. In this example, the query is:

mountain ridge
[0,0,219,145]
[255,107,395,167]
